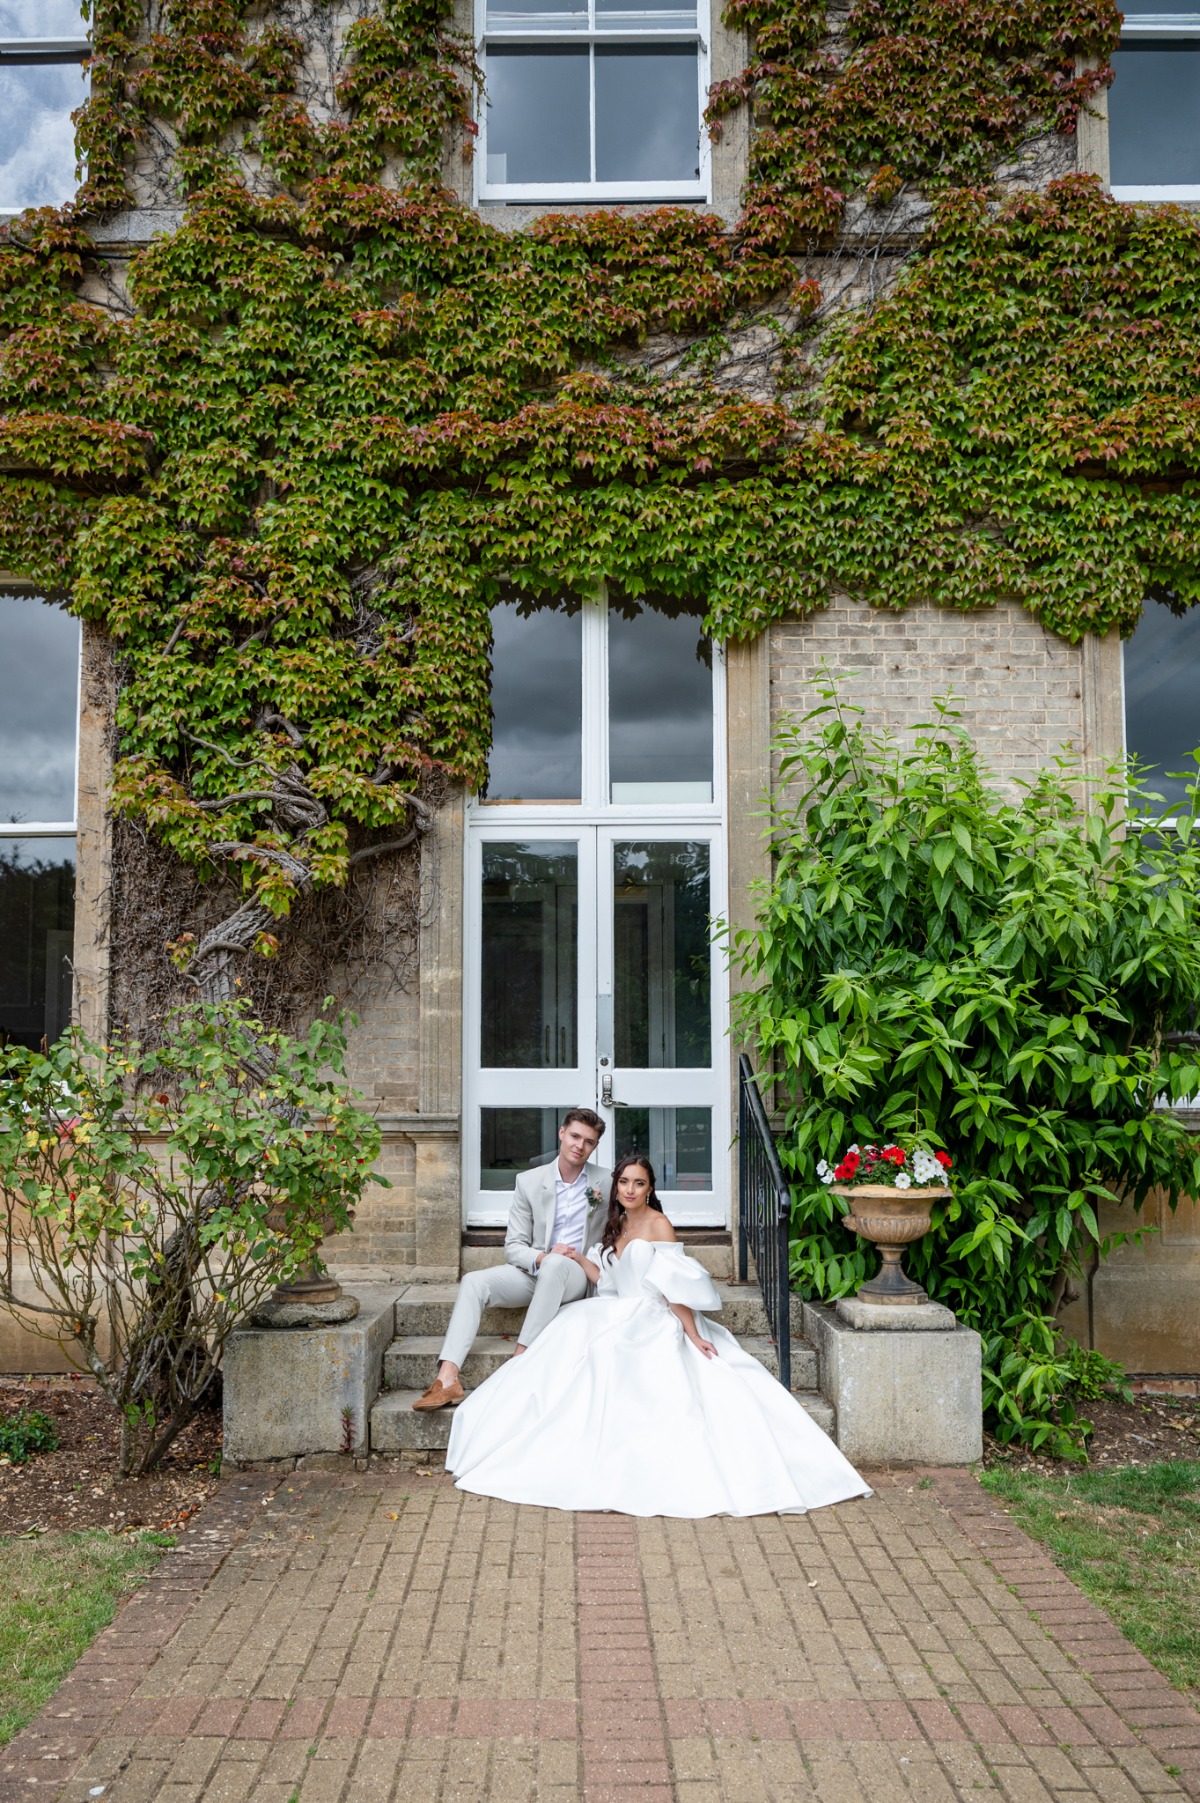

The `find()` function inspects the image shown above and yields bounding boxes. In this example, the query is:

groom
[412,1107,611,1410]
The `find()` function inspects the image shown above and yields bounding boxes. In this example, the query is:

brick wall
[770,597,1092,783]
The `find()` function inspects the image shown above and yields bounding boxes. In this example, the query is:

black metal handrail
[737,1053,792,1392]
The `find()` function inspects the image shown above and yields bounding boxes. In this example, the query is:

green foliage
[0,0,1174,943]
[710,0,1117,247]
[0,1410,59,1465]
[981,1460,1200,1692]
[0,999,382,1474]
[982,1313,1129,1460]
[731,682,1200,1454]
[0,1529,170,1747]
[1058,1338,1131,1404]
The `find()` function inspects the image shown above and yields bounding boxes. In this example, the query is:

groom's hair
[562,1107,605,1137]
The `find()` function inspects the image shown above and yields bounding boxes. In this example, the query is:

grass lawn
[0,1530,174,1747]
[981,1459,1200,1695]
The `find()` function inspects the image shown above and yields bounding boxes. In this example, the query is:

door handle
[600,1073,629,1108]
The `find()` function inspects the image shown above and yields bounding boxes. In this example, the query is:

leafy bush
[731,682,1200,1457]
[0,999,382,1476]
[0,1410,59,1464]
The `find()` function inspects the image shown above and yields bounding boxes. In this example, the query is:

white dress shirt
[546,1165,589,1260]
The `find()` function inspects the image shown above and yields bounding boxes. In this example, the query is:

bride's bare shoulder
[647,1215,677,1243]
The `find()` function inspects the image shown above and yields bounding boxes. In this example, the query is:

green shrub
[0,1410,58,1465]
[731,681,1200,1458]
[0,998,383,1476]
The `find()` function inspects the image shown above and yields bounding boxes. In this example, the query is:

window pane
[0,0,87,33]
[0,836,74,1050]
[1109,43,1200,188]
[482,841,578,1067]
[0,595,79,825]
[485,0,588,30]
[0,61,86,210]
[1124,599,1200,814]
[608,592,712,802]
[595,0,698,26]
[613,841,710,1069]
[486,47,590,185]
[610,1107,711,1191]
[487,594,582,801]
[480,1107,565,1189]
[594,46,699,183]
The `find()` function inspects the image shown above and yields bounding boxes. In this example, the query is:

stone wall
[1058,1184,1200,1375]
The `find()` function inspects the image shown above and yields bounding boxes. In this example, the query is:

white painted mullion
[580,586,606,808]
[589,39,597,183]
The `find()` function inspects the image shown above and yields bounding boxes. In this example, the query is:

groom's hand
[549,1243,577,1258]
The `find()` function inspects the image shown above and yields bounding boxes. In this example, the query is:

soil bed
[0,1375,220,1538]
[983,1388,1200,1470]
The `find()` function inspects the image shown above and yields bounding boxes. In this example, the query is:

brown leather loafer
[412,1378,465,1411]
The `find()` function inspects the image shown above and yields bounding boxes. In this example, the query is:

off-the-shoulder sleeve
[587,1245,618,1294]
[642,1245,722,1311]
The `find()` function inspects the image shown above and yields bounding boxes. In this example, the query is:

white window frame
[0,32,91,218]
[475,0,711,203]
[1109,13,1200,202]
[462,588,731,1227]
[0,595,81,1050]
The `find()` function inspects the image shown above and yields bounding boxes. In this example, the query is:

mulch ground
[983,1387,1200,1472]
[0,1375,221,1538]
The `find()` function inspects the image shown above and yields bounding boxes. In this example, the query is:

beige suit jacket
[503,1157,612,1279]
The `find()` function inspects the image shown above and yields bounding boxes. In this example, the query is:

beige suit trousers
[438,1253,590,1369]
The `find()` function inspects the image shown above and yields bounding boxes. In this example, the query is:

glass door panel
[467,830,597,1223]
[600,830,721,1222]
[613,840,710,1067]
[480,1106,566,1190]
[480,840,577,1068]
[608,1106,712,1192]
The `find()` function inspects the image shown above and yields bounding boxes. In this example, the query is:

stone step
[371,1387,836,1454]
[462,1240,736,1280]
[391,1282,805,1341]
[384,1334,819,1395]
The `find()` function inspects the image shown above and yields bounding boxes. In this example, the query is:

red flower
[833,1158,855,1181]
[935,1150,953,1170]
[882,1146,905,1166]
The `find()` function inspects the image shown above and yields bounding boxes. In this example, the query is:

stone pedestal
[223,1284,400,1466]
[805,1301,983,1466]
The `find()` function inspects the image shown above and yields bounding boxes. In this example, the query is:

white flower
[848,1144,860,1155]
[816,1159,831,1178]
[912,1149,942,1185]
[894,1172,912,1189]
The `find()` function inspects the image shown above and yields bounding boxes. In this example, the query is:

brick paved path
[2,1466,1198,1803]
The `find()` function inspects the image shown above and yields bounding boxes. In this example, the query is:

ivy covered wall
[2,0,1195,998]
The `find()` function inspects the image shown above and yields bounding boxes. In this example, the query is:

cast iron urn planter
[830,1182,952,1305]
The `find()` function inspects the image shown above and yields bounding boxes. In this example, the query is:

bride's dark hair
[600,1154,663,1257]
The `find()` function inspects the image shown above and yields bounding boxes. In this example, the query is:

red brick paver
[0,1465,1196,1802]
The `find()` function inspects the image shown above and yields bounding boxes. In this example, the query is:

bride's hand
[687,1333,717,1359]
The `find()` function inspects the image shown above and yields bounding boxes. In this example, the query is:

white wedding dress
[445,1238,871,1518]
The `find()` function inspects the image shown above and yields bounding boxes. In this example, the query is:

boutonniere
[586,1185,604,1208]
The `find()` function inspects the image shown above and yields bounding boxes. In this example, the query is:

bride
[446,1154,871,1518]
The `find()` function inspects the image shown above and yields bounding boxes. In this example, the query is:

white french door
[463,588,728,1226]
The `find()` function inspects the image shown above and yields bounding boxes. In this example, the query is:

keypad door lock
[600,1072,627,1108]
